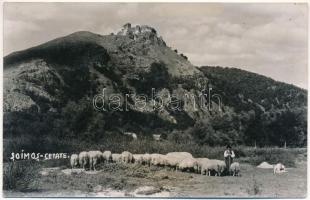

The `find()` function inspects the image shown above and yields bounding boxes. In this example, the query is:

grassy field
[3,147,307,198]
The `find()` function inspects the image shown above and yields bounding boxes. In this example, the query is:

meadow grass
[3,160,40,191]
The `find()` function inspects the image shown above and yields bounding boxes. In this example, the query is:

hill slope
[199,66,307,146]
[3,24,307,156]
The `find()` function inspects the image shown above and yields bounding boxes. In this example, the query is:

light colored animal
[273,163,286,174]
[70,154,79,169]
[102,151,112,163]
[112,153,122,163]
[199,159,212,175]
[177,157,199,172]
[79,151,89,170]
[214,160,226,176]
[166,152,193,158]
[88,151,103,171]
[133,154,144,164]
[230,162,241,176]
[196,158,210,174]
[124,132,138,140]
[150,154,167,166]
[165,156,182,169]
[201,159,225,176]
[121,151,133,163]
[142,153,152,166]
[132,133,137,140]
[196,158,210,163]
[165,152,193,169]
[153,134,161,141]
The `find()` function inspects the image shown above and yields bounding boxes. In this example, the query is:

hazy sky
[4,3,308,88]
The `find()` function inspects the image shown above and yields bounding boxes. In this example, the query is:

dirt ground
[3,159,307,198]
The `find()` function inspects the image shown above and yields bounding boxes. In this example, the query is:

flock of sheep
[70,151,241,176]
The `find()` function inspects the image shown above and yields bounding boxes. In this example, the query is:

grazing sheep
[79,151,89,170]
[142,153,152,166]
[159,155,168,166]
[202,161,218,176]
[166,152,193,158]
[133,154,144,164]
[230,162,241,176]
[165,152,193,170]
[102,151,112,163]
[132,133,137,140]
[196,158,210,174]
[121,151,133,163]
[165,156,181,169]
[70,154,79,169]
[199,159,212,175]
[112,153,122,163]
[153,134,161,141]
[150,154,167,166]
[215,160,226,176]
[274,163,286,174]
[201,159,225,176]
[88,151,103,171]
[124,132,138,140]
[196,158,210,163]
[177,157,199,173]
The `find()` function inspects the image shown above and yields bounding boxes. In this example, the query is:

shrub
[3,160,40,191]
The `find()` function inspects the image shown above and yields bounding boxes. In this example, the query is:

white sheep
[230,162,241,176]
[132,133,138,140]
[121,151,133,163]
[153,134,161,141]
[142,153,152,166]
[177,157,199,173]
[199,160,211,175]
[165,152,193,170]
[165,156,179,169]
[124,132,138,140]
[201,159,225,176]
[214,160,226,176]
[102,151,112,163]
[70,154,79,169]
[133,154,144,164]
[79,151,89,170]
[150,154,167,166]
[112,153,122,163]
[194,158,209,174]
[273,163,286,174]
[166,152,193,158]
[88,150,103,171]
[196,158,210,174]
[196,158,210,163]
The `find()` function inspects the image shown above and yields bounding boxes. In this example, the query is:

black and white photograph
[2,1,308,198]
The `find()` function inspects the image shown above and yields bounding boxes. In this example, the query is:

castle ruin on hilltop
[117,23,166,46]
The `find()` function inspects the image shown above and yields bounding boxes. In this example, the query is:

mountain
[3,23,307,155]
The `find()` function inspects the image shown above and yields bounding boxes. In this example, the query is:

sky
[4,3,308,89]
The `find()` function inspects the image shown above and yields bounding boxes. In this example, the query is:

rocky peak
[117,23,165,46]
[118,23,157,36]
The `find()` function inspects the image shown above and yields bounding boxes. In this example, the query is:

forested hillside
[199,66,307,147]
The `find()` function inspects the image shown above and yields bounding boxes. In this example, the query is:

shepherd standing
[224,145,235,174]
